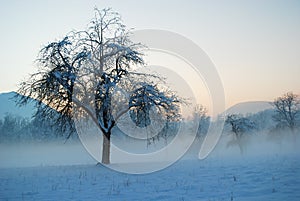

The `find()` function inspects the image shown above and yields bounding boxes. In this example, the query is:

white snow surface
[0,134,299,201]
[0,155,299,200]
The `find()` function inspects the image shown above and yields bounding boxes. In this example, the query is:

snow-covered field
[0,137,299,201]
[0,155,299,201]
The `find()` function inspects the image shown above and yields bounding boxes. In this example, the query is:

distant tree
[147,119,180,146]
[225,114,256,154]
[271,92,300,133]
[0,114,30,142]
[193,104,210,139]
[1,114,18,142]
[247,109,275,132]
[0,112,72,143]
[28,107,67,141]
[17,8,180,164]
[18,117,30,141]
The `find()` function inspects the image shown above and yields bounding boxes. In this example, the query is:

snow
[0,136,299,200]
[0,155,299,201]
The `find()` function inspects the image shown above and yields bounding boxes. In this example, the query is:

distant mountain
[0,91,76,143]
[225,101,273,115]
[0,91,37,120]
[1,92,275,120]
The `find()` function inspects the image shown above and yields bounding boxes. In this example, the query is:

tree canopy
[271,92,300,132]
[17,8,180,164]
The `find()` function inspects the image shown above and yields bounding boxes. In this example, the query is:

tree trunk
[102,132,111,164]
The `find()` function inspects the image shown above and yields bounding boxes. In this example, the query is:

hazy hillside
[225,101,273,115]
[0,91,36,120]
[0,91,73,143]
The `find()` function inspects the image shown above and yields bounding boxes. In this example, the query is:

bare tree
[17,8,180,164]
[193,104,210,139]
[271,92,300,133]
[225,114,256,154]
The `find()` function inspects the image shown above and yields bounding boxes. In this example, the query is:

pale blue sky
[0,0,299,108]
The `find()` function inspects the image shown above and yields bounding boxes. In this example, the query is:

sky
[0,0,299,111]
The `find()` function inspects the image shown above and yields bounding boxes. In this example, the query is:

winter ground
[0,135,299,201]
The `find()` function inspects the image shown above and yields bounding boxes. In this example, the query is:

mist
[0,141,95,168]
[1,129,299,169]
[210,131,300,159]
